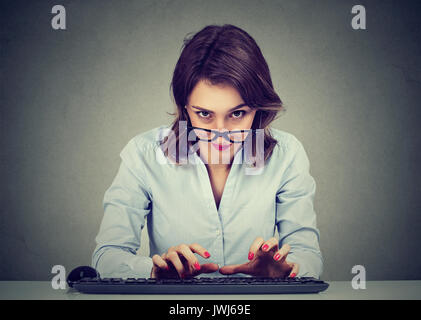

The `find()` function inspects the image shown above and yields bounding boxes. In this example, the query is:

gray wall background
[1,0,420,281]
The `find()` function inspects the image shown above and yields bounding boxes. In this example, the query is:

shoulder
[269,127,304,153]
[119,125,168,161]
[268,128,311,170]
[131,125,168,150]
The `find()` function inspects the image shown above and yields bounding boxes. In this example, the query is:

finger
[198,263,220,274]
[166,250,185,278]
[248,237,265,260]
[219,263,250,275]
[189,243,211,259]
[273,243,291,262]
[176,244,201,273]
[261,237,278,252]
[152,254,169,270]
[288,262,299,278]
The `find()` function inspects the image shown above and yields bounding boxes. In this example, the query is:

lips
[211,143,231,151]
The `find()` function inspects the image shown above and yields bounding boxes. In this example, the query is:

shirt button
[216,230,220,236]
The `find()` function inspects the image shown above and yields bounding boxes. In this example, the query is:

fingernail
[204,251,211,258]
[262,244,269,251]
[248,252,254,260]
[290,273,296,278]
[273,253,281,261]
[194,262,201,271]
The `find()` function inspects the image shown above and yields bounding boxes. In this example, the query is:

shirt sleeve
[275,136,324,279]
[92,138,153,279]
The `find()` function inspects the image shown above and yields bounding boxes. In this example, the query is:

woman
[92,24,323,280]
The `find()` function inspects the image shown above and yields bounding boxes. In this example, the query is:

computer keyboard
[67,267,329,294]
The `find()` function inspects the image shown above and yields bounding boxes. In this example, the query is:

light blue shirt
[92,125,323,279]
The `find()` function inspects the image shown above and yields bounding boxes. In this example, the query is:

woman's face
[185,80,257,166]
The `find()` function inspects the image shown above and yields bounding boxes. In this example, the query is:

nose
[214,119,230,144]
[215,128,230,144]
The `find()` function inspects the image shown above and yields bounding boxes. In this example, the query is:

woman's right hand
[151,243,219,279]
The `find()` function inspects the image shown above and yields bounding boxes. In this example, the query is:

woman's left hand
[219,237,299,278]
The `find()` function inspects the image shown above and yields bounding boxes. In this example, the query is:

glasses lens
[228,130,249,142]
[192,128,216,141]
[190,128,251,142]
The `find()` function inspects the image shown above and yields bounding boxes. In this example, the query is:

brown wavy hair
[160,24,286,167]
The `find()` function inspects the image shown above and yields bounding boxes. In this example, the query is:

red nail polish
[194,262,201,271]
[204,251,211,258]
[262,244,269,251]
[248,252,254,260]
[290,273,296,278]
[273,253,280,261]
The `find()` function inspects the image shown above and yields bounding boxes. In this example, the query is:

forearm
[286,248,323,279]
[92,246,153,279]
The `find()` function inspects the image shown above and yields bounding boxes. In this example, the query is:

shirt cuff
[124,254,154,279]
[286,250,324,279]
[93,246,153,279]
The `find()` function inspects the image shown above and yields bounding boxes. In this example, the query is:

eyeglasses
[186,126,253,143]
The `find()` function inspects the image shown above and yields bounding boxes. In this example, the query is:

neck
[206,163,231,174]
[195,144,233,172]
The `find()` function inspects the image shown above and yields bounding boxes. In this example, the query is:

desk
[0,281,420,300]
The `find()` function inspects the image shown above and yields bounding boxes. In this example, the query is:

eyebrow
[191,103,249,113]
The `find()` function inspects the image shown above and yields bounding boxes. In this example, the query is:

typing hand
[219,237,299,278]
[151,243,219,279]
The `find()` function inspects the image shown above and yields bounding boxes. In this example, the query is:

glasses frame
[186,126,253,143]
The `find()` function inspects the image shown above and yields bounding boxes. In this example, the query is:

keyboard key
[72,276,329,294]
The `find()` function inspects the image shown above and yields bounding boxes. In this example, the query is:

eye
[231,110,246,119]
[195,110,247,120]
[196,111,211,119]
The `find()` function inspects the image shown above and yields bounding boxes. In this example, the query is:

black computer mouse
[67,266,100,288]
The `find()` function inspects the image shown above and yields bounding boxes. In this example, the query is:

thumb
[198,263,220,274]
[219,263,249,275]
